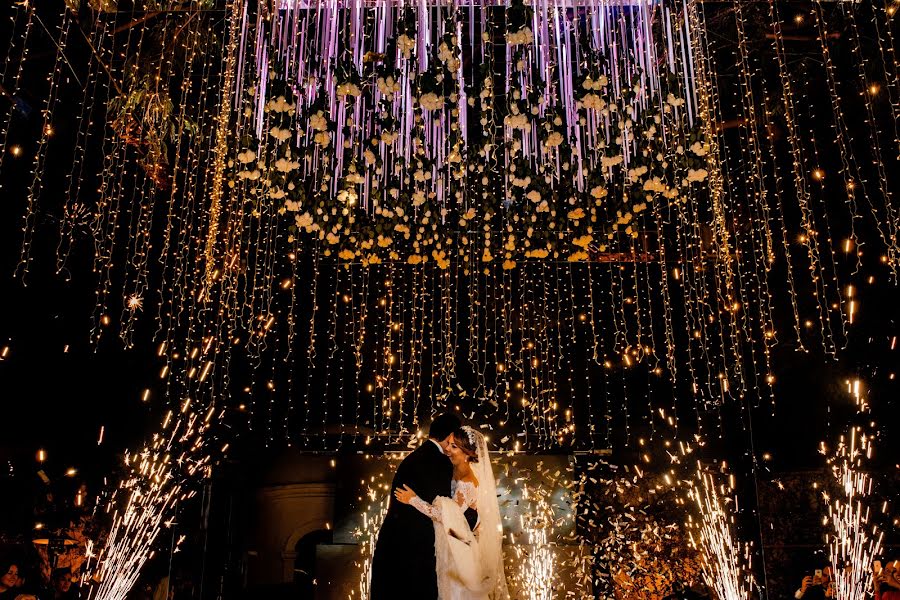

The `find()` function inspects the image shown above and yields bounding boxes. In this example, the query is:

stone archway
[248,482,336,586]
[290,529,334,598]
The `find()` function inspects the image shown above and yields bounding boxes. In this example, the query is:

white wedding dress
[409,429,510,600]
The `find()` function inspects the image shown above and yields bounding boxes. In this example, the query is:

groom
[369,412,461,600]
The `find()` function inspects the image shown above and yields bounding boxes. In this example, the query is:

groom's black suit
[370,440,452,600]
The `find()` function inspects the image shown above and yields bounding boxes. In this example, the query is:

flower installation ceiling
[230,0,708,266]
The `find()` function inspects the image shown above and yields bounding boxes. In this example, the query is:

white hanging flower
[269,127,292,142]
[274,157,300,173]
[545,131,564,147]
[265,95,295,114]
[336,82,362,98]
[666,93,686,107]
[601,155,624,168]
[237,149,257,164]
[690,141,709,157]
[438,42,460,71]
[687,168,709,182]
[376,75,401,97]
[506,27,534,45]
[581,75,607,92]
[419,93,444,111]
[581,93,606,111]
[504,113,531,132]
[643,177,667,193]
[627,165,648,179]
[337,189,358,204]
[346,171,366,184]
[314,131,331,146]
[309,111,328,131]
[295,212,314,228]
[397,34,416,59]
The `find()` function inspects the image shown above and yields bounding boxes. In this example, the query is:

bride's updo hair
[453,427,479,463]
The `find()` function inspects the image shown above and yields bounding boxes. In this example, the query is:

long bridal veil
[470,429,511,600]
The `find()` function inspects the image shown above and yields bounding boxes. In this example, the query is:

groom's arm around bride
[369,413,461,600]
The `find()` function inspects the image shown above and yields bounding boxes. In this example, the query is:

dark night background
[0,1,899,599]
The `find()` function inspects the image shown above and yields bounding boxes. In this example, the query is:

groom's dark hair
[429,412,461,441]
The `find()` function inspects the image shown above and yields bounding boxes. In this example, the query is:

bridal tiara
[461,426,478,451]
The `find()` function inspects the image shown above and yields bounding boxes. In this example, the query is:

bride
[394,426,510,600]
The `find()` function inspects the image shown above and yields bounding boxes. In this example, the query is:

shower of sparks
[686,466,754,600]
[516,492,556,600]
[127,295,143,311]
[85,408,218,600]
[353,455,400,600]
[823,428,883,600]
[355,490,389,599]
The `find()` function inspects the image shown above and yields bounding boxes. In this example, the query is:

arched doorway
[293,529,333,598]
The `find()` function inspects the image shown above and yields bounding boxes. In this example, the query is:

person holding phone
[795,567,833,600]
[875,560,900,600]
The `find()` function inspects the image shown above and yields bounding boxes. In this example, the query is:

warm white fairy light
[3,0,857,459]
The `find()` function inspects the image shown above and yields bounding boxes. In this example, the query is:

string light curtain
[3,0,899,449]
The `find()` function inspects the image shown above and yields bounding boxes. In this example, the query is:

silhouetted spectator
[795,566,833,600]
